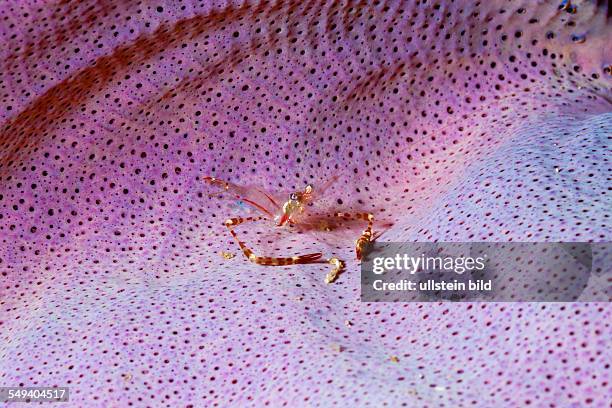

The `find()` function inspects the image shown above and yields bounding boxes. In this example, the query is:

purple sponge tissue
[0,0,610,406]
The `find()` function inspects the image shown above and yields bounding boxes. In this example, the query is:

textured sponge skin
[0,1,610,407]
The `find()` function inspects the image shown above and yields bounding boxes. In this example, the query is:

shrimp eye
[289,193,299,201]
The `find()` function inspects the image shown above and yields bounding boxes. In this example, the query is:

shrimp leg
[203,176,277,218]
[334,212,374,260]
[224,216,323,265]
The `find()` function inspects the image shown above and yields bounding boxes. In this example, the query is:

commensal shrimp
[203,176,376,283]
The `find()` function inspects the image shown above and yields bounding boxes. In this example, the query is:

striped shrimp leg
[334,212,374,260]
[223,216,323,265]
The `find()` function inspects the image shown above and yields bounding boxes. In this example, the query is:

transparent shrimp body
[204,175,375,282]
